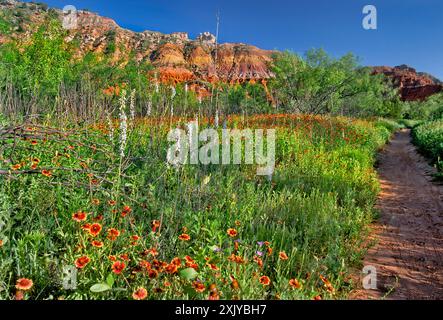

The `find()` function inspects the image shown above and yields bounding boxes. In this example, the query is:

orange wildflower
[11,164,22,171]
[145,248,159,256]
[279,251,289,261]
[259,276,271,286]
[289,278,301,289]
[165,263,178,274]
[320,275,335,293]
[75,256,90,269]
[91,240,103,248]
[107,228,120,241]
[208,284,219,300]
[148,269,159,279]
[193,281,205,293]
[93,215,103,222]
[72,211,87,222]
[89,223,102,237]
[184,256,199,269]
[41,170,52,177]
[121,205,131,217]
[91,198,100,205]
[132,287,148,300]
[228,254,245,264]
[230,276,240,290]
[108,200,116,206]
[227,228,238,238]
[171,257,181,266]
[15,290,24,300]
[151,220,161,232]
[178,233,191,241]
[15,278,33,291]
[139,260,151,270]
[253,256,263,268]
[112,261,126,274]
[206,263,219,271]
[120,253,130,261]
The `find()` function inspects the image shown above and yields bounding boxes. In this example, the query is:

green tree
[270,49,401,117]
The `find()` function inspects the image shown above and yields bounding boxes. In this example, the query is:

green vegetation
[402,93,443,121]
[0,17,406,122]
[270,49,401,117]
[0,113,397,300]
[412,120,443,177]
[401,93,442,176]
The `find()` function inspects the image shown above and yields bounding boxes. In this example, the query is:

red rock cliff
[373,65,442,101]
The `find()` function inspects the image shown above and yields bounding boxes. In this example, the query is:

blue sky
[26,0,443,80]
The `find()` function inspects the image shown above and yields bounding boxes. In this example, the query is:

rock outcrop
[373,65,443,101]
[0,0,274,86]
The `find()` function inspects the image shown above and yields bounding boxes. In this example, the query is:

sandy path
[352,129,443,300]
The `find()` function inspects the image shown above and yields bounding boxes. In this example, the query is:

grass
[397,119,423,129]
[0,114,396,300]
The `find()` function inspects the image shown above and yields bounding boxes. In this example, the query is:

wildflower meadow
[0,99,397,299]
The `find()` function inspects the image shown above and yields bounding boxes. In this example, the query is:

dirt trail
[353,129,443,300]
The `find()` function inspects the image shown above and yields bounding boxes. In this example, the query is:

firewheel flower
[75,256,91,269]
[165,263,178,274]
[178,234,191,241]
[151,220,161,232]
[121,205,132,217]
[89,223,102,237]
[11,164,22,171]
[193,281,205,293]
[72,211,87,222]
[227,228,238,238]
[91,240,104,248]
[107,228,120,241]
[259,276,271,286]
[279,251,289,260]
[41,170,52,177]
[112,261,126,274]
[132,287,148,300]
[289,278,301,289]
[15,278,33,291]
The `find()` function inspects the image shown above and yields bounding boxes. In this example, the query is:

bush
[412,120,443,174]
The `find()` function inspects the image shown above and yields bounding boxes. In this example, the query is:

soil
[352,129,443,300]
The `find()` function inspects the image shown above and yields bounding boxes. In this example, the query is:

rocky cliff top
[0,0,274,84]
[372,65,442,101]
